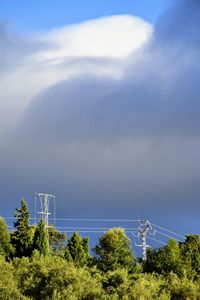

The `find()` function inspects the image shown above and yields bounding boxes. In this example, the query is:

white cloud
[36,15,152,61]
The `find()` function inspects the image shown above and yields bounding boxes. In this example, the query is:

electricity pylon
[35,193,55,230]
[132,220,154,261]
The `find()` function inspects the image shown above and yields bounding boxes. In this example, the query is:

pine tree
[11,198,32,257]
[65,231,89,267]
[32,219,49,256]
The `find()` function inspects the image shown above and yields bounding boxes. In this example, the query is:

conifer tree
[65,231,89,267]
[32,219,49,256]
[11,198,32,257]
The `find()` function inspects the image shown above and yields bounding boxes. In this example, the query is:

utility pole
[133,220,153,261]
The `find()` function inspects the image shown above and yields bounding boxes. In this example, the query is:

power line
[48,218,141,222]
[58,230,110,233]
[58,229,149,234]
[6,223,183,245]
[7,224,138,231]
[147,236,166,246]
[2,215,186,242]
[151,222,185,239]
[52,226,138,230]
[2,216,141,222]
[2,216,144,226]
[155,229,184,242]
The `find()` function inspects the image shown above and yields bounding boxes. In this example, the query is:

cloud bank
[0,1,200,232]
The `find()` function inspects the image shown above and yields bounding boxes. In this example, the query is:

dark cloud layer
[1,0,200,233]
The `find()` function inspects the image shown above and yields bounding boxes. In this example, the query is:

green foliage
[32,220,49,256]
[179,234,200,279]
[166,273,200,299]
[48,225,66,254]
[144,239,183,276]
[0,217,14,259]
[11,199,32,258]
[101,269,131,298]
[0,255,29,300]
[2,201,200,299]
[11,253,200,300]
[144,235,200,280]
[93,228,136,272]
[65,231,89,267]
[128,273,170,300]
[14,255,105,300]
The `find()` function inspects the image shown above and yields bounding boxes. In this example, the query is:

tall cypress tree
[65,231,89,267]
[11,198,32,257]
[32,219,49,256]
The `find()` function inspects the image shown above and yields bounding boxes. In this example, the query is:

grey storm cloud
[154,0,200,47]
[1,0,200,227]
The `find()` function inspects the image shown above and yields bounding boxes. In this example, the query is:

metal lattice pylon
[132,220,155,261]
[35,193,55,229]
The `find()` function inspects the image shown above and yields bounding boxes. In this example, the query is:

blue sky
[0,0,172,32]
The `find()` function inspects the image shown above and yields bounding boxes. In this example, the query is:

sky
[0,0,171,31]
[0,0,200,245]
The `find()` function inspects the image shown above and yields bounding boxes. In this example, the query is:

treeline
[0,199,200,299]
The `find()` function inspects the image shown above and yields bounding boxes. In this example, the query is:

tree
[93,228,136,272]
[11,198,32,258]
[32,219,49,256]
[0,216,14,259]
[48,225,66,254]
[64,231,89,267]
[144,239,183,276]
[179,234,200,279]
